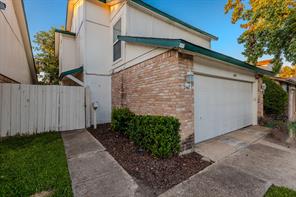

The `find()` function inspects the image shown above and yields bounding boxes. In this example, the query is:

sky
[24,0,249,61]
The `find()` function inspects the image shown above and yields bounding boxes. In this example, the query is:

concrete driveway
[160,126,296,197]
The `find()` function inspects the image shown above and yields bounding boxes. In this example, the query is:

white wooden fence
[0,84,88,137]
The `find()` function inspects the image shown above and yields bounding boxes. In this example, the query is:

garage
[194,75,254,143]
[192,52,261,143]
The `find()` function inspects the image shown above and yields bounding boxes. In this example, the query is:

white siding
[71,0,84,33]
[193,56,256,83]
[0,0,32,83]
[83,1,112,124]
[84,1,112,75]
[85,21,112,74]
[59,35,77,74]
[113,42,168,72]
[85,75,111,124]
[126,4,211,49]
[113,2,212,71]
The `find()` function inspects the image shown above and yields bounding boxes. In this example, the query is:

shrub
[129,115,181,158]
[111,108,135,134]
[263,77,288,117]
[260,116,287,130]
[288,122,296,138]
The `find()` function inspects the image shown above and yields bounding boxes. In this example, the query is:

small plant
[288,122,296,139]
[261,117,287,130]
[111,107,135,135]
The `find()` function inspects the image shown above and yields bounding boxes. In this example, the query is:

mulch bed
[88,124,212,196]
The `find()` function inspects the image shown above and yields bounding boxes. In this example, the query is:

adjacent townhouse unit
[55,0,273,151]
[257,59,273,72]
[0,0,37,84]
[256,60,296,122]
[270,77,296,122]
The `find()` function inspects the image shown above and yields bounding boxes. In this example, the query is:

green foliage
[264,185,296,197]
[263,77,288,116]
[111,108,181,158]
[34,27,60,84]
[0,133,73,197]
[129,115,181,158]
[111,108,135,135]
[225,0,296,73]
[288,122,296,137]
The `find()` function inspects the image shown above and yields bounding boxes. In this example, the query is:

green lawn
[0,132,73,197]
[265,185,296,197]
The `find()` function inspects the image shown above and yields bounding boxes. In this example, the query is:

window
[113,19,122,62]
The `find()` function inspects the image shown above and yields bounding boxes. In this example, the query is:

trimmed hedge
[111,108,181,158]
[111,107,135,135]
[129,115,181,158]
[263,77,288,117]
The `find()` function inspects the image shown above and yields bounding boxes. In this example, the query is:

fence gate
[0,84,88,137]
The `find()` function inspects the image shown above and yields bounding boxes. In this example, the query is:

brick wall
[257,77,264,118]
[0,74,18,83]
[112,50,194,151]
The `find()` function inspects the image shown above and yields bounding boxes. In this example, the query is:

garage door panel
[195,75,253,143]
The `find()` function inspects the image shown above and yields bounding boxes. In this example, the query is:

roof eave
[13,0,38,83]
[55,29,76,36]
[181,40,274,76]
[118,36,274,76]
[59,66,84,80]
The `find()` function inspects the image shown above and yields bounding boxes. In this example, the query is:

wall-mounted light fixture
[262,83,267,94]
[185,71,194,89]
[0,1,6,10]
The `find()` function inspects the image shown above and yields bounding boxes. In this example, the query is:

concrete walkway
[195,126,270,162]
[62,129,139,197]
[160,126,296,197]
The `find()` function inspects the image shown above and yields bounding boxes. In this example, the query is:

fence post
[85,87,91,128]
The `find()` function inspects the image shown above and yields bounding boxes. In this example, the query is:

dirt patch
[259,117,296,148]
[267,129,296,148]
[89,124,212,196]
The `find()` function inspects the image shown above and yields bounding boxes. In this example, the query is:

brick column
[257,77,264,119]
[177,53,194,152]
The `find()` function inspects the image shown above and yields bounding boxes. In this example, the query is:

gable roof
[128,0,218,40]
[118,36,274,76]
[66,0,218,40]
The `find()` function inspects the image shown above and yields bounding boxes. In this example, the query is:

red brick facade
[257,77,264,119]
[112,50,194,151]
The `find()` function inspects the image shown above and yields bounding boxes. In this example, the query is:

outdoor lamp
[185,71,194,89]
[262,83,267,94]
[0,1,6,10]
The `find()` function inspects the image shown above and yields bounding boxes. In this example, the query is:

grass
[0,132,73,197]
[265,185,296,197]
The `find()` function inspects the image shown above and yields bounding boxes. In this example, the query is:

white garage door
[194,75,253,143]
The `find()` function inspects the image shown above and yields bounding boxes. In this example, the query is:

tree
[279,65,296,78]
[34,27,59,85]
[225,0,296,73]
